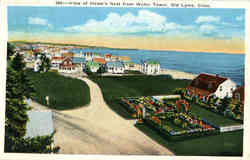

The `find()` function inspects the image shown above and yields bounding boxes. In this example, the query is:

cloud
[236,16,244,21]
[199,24,216,35]
[28,17,53,28]
[195,16,220,24]
[64,10,194,34]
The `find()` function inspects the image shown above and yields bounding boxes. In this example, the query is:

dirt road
[31,77,174,155]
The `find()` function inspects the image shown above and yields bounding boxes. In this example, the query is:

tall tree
[5,43,59,153]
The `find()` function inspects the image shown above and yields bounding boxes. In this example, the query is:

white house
[141,60,160,74]
[34,55,42,72]
[186,73,237,99]
[106,61,125,74]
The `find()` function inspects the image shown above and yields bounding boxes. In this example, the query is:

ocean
[72,48,245,86]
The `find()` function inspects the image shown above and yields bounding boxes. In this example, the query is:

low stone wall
[220,125,243,132]
[152,95,181,101]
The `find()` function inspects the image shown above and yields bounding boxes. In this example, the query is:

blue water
[72,48,245,85]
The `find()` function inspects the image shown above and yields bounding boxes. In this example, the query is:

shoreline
[160,68,197,80]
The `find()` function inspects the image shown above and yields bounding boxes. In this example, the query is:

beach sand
[160,69,197,80]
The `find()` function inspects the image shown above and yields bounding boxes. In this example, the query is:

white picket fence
[220,125,243,132]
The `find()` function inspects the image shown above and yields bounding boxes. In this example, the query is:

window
[220,86,222,91]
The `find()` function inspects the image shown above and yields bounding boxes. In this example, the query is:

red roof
[93,58,106,64]
[52,57,64,60]
[187,73,227,94]
[104,54,112,58]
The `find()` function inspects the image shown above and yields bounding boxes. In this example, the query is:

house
[124,62,141,71]
[59,57,77,73]
[51,56,64,69]
[104,54,112,61]
[233,86,244,104]
[24,111,54,139]
[111,55,119,61]
[84,52,102,61]
[141,60,160,74]
[85,61,100,73]
[63,52,74,58]
[106,61,125,74]
[186,73,237,99]
[92,57,106,66]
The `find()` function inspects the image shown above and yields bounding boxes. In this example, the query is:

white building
[106,61,125,74]
[141,60,160,74]
[186,73,237,99]
[34,55,41,72]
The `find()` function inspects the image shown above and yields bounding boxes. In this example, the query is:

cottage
[106,61,125,74]
[104,54,112,61]
[233,86,244,104]
[51,56,64,69]
[142,60,160,74]
[186,73,237,99]
[85,61,100,73]
[59,57,77,73]
[92,57,106,65]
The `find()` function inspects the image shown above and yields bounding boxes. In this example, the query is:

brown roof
[52,57,64,61]
[63,52,74,57]
[93,58,106,64]
[187,73,227,94]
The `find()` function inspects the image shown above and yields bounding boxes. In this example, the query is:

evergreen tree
[7,43,15,60]
[5,43,59,153]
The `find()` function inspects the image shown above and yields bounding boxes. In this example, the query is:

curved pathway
[32,76,174,155]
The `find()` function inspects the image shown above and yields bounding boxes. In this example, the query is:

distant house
[24,111,54,139]
[85,61,100,73]
[111,55,119,61]
[233,86,244,104]
[63,52,74,58]
[106,61,125,74]
[142,60,160,74]
[84,52,102,61]
[73,50,84,58]
[59,57,77,73]
[124,62,141,71]
[51,56,64,69]
[186,73,237,99]
[92,57,106,66]
[104,54,112,61]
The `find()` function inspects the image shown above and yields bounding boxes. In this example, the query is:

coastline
[160,68,197,80]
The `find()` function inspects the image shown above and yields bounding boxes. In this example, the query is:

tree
[5,43,59,153]
[7,42,15,60]
[39,54,51,72]
[97,66,105,74]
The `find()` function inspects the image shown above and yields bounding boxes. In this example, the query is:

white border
[1,0,250,160]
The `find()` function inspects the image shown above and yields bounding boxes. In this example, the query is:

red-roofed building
[51,56,65,69]
[233,86,244,104]
[104,54,112,61]
[186,73,237,99]
[59,57,77,73]
[93,57,106,65]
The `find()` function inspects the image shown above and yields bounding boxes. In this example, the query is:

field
[89,75,191,119]
[26,69,90,110]
[190,103,241,126]
[90,75,243,156]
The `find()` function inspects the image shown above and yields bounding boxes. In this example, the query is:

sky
[8,7,245,53]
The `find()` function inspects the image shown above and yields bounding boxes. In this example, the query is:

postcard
[1,0,250,160]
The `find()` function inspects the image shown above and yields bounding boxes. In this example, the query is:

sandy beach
[160,69,197,80]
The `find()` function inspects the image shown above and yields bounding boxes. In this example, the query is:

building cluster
[15,43,161,75]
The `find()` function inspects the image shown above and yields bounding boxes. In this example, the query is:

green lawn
[89,75,191,119]
[136,123,243,156]
[190,103,241,127]
[26,69,90,110]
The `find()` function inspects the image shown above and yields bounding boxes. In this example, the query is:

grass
[136,123,243,156]
[190,103,241,127]
[26,69,90,110]
[89,75,191,119]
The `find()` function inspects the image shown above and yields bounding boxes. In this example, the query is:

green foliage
[7,43,15,60]
[97,66,106,74]
[26,69,90,110]
[5,43,59,153]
